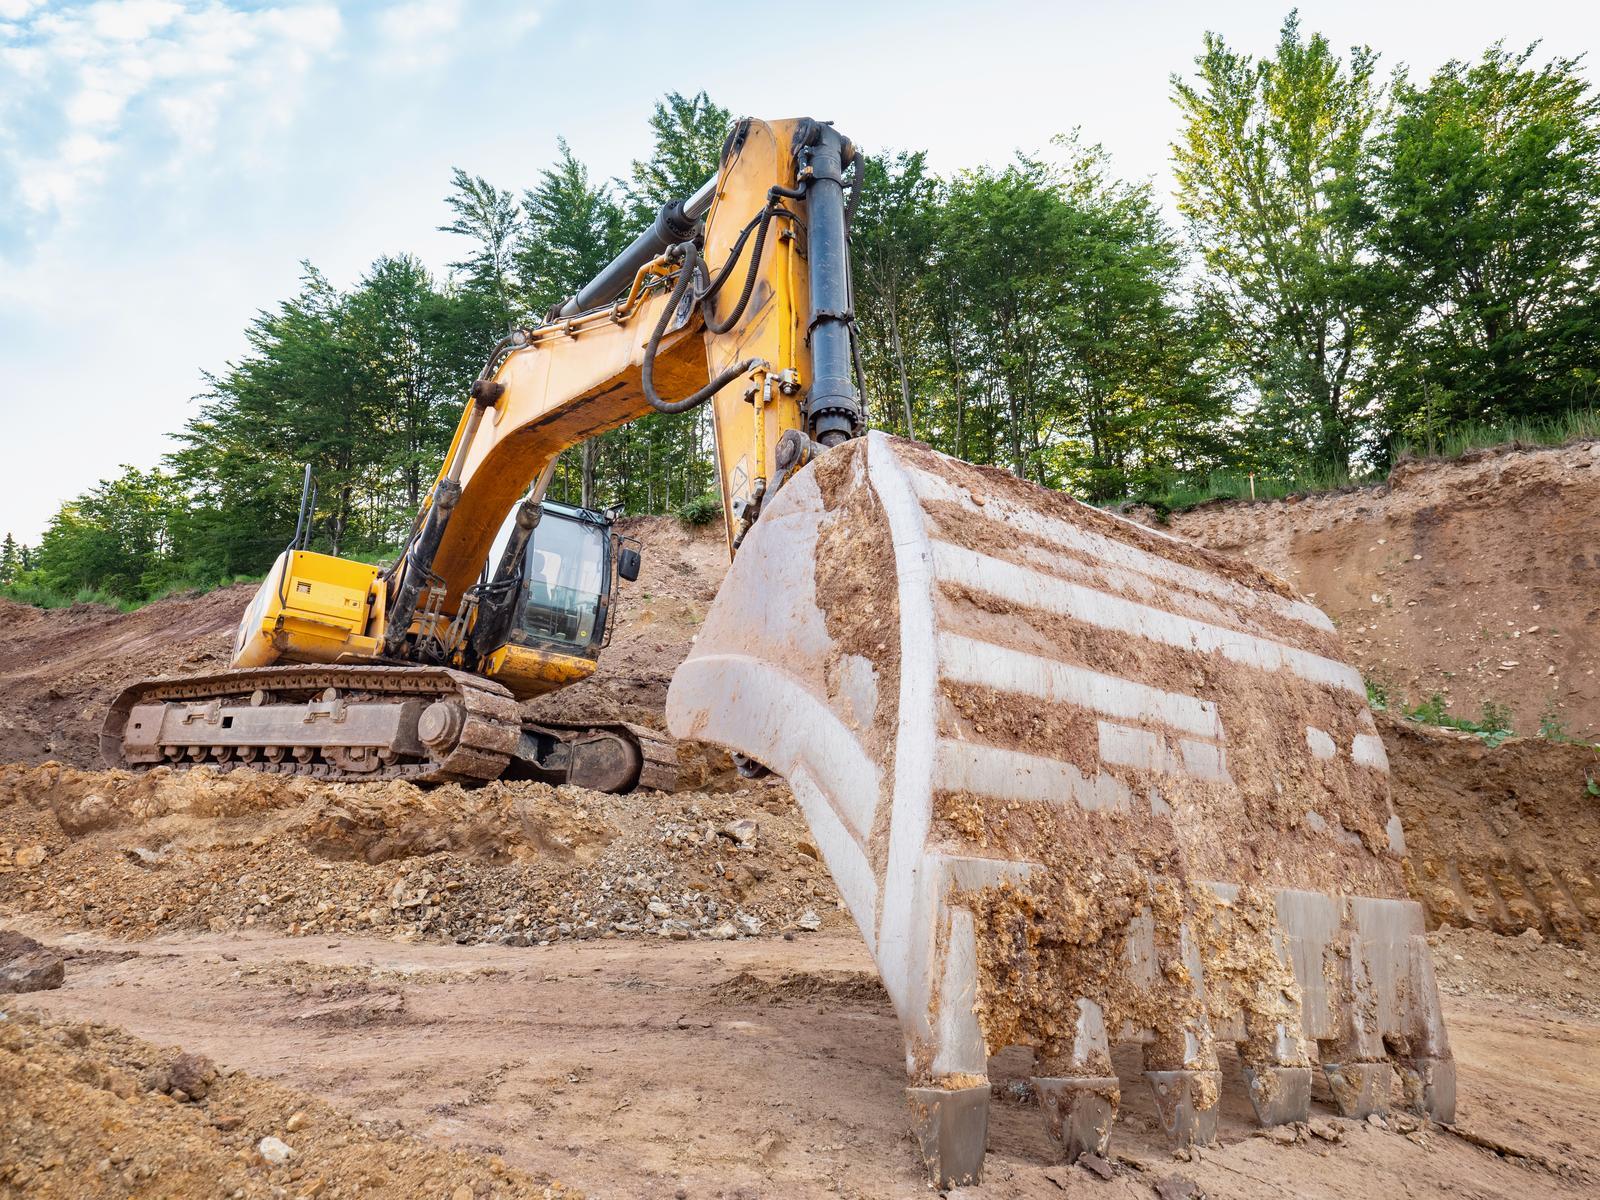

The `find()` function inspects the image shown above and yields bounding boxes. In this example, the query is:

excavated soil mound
[1150,438,1600,739]
[1383,715,1600,943]
[0,1006,577,1198]
[0,764,843,945]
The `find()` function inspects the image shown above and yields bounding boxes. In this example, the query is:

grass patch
[675,491,723,526]
[1,574,262,614]
[1127,462,1378,519]
[0,582,140,612]
[1393,407,1600,462]
[1123,406,1598,519]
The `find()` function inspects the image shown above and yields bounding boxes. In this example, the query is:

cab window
[515,514,608,648]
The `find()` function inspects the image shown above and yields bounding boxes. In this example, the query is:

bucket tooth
[1034,999,1118,1161]
[1321,1058,1393,1119]
[1395,1055,1456,1124]
[666,432,1458,1172]
[1242,1065,1312,1127]
[1144,1068,1222,1148]
[906,1083,989,1188]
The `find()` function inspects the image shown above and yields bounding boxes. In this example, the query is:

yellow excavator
[103,117,1455,1185]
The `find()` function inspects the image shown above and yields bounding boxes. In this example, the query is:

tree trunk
[581,438,598,509]
[888,284,915,438]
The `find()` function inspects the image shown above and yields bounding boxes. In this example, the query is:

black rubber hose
[702,208,775,335]
[700,203,798,335]
[643,241,760,415]
[698,207,768,310]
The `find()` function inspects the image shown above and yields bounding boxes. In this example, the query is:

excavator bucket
[666,432,1454,1186]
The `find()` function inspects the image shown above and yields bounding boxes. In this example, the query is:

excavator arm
[372,116,861,686]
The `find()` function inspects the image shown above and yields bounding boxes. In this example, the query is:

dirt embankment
[1150,439,1600,739]
[0,585,253,767]
[1385,716,1600,942]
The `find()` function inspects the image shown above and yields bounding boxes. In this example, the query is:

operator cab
[508,501,641,659]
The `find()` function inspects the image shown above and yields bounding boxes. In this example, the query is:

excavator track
[529,719,679,793]
[102,665,525,786]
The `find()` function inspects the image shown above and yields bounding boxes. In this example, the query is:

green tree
[622,91,732,222]
[935,143,1222,498]
[1173,12,1383,472]
[439,168,522,328]
[852,151,941,438]
[0,533,18,585]
[1369,44,1600,442]
[517,138,629,316]
[35,467,182,598]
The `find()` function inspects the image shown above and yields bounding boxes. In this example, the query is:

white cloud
[374,0,465,70]
[0,1,344,251]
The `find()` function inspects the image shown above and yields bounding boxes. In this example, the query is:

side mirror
[618,547,641,582]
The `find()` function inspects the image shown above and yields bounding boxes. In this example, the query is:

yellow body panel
[231,550,379,668]
[480,642,597,699]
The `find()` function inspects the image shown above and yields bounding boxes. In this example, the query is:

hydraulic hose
[642,241,760,415]
[700,200,797,335]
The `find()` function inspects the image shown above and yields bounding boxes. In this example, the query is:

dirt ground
[4,923,1597,1199]
[1148,439,1600,739]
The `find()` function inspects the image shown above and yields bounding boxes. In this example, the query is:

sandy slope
[1151,439,1600,739]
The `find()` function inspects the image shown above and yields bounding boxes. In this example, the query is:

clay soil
[1149,439,1600,739]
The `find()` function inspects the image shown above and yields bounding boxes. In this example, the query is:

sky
[3,0,1598,545]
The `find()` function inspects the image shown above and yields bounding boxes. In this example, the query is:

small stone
[707,921,737,940]
[212,1114,244,1131]
[795,910,821,932]
[286,1110,308,1132]
[0,930,65,994]
[257,1137,293,1166]
[13,846,46,868]
[169,1088,191,1104]
[169,1052,217,1100]
[1308,1118,1342,1142]
[795,841,819,860]
[1519,927,1544,944]
[647,901,671,919]
[1153,1176,1202,1200]
[1256,1125,1296,1144]
[720,819,759,846]
[1078,1152,1114,1179]
[1366,1113,1388,1129]
[735,913,762,936]
[452,1186,473,1200]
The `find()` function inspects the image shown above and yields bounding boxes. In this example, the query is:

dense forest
[7,14,1600,604]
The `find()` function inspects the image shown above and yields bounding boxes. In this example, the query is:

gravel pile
[0,764,843,947]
